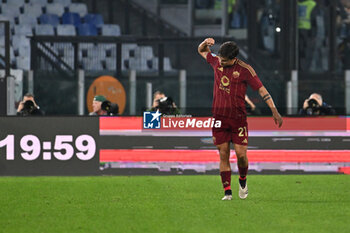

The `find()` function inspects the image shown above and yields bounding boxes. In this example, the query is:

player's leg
[212,116,232,200]
[216,141,232,200]
[234,144,249,199]
[218,141,231,172]
[231,120,249,199]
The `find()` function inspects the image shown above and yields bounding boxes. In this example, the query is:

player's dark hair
[218,41,239,59]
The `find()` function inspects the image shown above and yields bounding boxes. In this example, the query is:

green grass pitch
[0,175,349,233]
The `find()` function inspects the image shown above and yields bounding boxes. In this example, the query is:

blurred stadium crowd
[1,0,350,71]
[0,0,349,116]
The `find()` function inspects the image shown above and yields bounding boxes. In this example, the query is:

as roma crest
[233,71,240,78]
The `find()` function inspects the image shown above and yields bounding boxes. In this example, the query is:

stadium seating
[12,35,30,50]
[79,43,94,49]
[81,57,103,71]
[0,15,15,24]
[16,45,30,58]
[29,0,48,6]
[52,0,71,7]
[104,58,116,70]
[135,46,154,60]
[35,24,55,35]
[55,42,74,59]
[101,24,121,36]
[12,35,30,58]
[122,44,138,59]
[39,14,60,27]
[22,4,44,18]
[84,14,104,28]
[13,25,33,36]
[16,56,30,70]
[105,57,128,71]
[100,45,113,58]
[62,12,81,26]
[85,46,106,59]
[0,46,15,61]
[45,3,65,16]
[68,3,88,17]
[0,4,21,17]
[13,37,34,71]
[0,0,171,72]
[151,57,172,71]
[56,24,76,36]
[17,15,38,26]
[6,0,26,7]
[77,23,97,36]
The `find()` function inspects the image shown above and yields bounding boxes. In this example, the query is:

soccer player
[198,38,283,200]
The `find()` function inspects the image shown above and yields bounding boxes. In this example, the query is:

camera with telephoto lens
[156,96,175,115]
[306,99,321,115]
[20,100,36,116]
[101,100,119,116]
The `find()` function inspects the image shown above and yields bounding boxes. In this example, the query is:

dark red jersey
[207,52,263,119]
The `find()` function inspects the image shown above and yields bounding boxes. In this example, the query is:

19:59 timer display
[0,135,96,161]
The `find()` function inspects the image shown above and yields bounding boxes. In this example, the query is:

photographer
[89,95,119,116]
[299,93,336,116]
[17,93,43,116]
[149,91,180,115]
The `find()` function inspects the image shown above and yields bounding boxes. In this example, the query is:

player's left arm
[258,86,283,127]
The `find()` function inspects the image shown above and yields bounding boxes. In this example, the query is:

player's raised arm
[198,38,215,59]
[258,86,283,127]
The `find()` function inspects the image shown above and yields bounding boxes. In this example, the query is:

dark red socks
[220,171,231,191]
[238,165,248,178]
[238,165,248,188]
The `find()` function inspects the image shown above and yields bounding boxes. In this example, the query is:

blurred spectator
[310,0,329,72]
[337,0,350,69]
[259,0,281,54]
[231,0,247,28]
[338,0,350,38]
[89,95,108,116]
[213,0,247,28]
[338,37,350,69]
[298,0,317,71]
[149,91,180,115]
[17,93,44,116]
[299,93,336,115]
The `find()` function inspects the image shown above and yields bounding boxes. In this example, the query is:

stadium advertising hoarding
[0,117,99,176]
[143,110,222,130]
[1,116,349,175]
[101,115,350,131]
[99,115,350,174]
